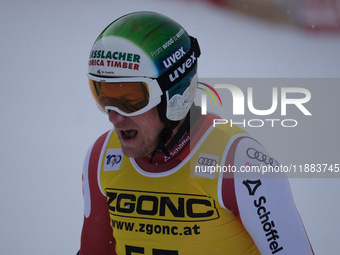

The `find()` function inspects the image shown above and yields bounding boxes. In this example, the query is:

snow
[0,0,339,254]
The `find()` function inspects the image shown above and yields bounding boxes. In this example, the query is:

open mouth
[121,129,138,139]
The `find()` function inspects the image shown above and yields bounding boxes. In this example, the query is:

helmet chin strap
[149,120,179,163]
[149,104,200,163]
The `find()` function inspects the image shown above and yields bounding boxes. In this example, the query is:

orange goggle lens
[89,79,150,113]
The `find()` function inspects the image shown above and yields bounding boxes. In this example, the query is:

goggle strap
[156,36,200,92]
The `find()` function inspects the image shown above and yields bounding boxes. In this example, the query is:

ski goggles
[88,74,163,116]
[88,36,201,116]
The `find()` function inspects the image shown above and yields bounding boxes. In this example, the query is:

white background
[1,0,339,254]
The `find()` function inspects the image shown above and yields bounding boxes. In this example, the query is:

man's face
[108,107,165,158]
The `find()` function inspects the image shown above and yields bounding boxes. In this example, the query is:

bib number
[126,245,178,255]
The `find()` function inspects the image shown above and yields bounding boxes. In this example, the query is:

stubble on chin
[119,135,160,159]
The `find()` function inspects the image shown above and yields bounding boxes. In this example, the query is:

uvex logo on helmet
[168,51,197,82]
[163,46,186,69]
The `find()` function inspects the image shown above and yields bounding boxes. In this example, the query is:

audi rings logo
[198,157,217,166]
[246,148,279,167]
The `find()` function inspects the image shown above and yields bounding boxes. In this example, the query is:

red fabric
[221,137,246,217]
[79,131,117,255]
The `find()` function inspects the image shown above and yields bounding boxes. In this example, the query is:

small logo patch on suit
[104,148,123,171]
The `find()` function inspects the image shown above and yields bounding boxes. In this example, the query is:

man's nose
[108,110,127,124]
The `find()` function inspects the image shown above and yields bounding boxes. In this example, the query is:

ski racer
[78,11,314,255]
